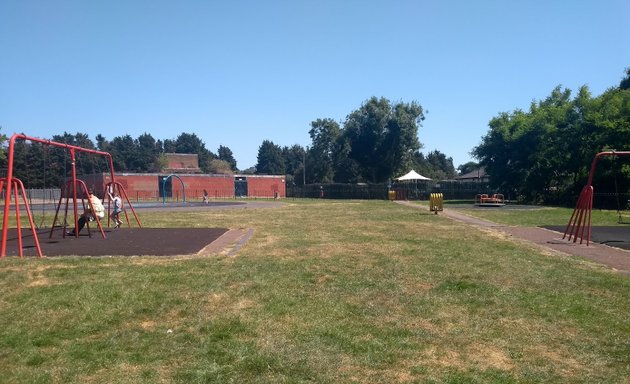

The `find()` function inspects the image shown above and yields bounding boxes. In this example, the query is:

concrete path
[395,201,630,275]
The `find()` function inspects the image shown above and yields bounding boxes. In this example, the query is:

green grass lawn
[1,200,629,383]
[423,200,626,227]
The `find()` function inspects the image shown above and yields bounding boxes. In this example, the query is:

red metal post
[13,181,23,256]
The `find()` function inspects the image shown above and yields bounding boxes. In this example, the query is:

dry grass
[0,199,628,383]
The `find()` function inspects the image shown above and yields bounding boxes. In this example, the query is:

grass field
[1,199,629,383]
[437,200,627,227]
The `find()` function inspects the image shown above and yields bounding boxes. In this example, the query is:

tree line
[255,96,457,186]
[473,68,630,204]
[0,95,460,190]
[0,131,238,189]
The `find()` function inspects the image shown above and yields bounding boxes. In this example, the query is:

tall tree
[95,134,110,152]
[342,97,424,182]
[457,161,479,175]
[620,67,630,90]
[163,139,176,153]
[473,75,630,203]
[173,132,205,153]
[425,150,457,180]
[0,126,8,170]
[282,144,306,186]
[256,140,285,175]
[170,133,216,173]
[218,145,237,171]
[134,133,159,172]
[50,132,99,176]
[309,118,341,183]
[109,135,136,172]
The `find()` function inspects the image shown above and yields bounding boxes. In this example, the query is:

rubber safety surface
[1,227,229,257]
[544,225,630,250]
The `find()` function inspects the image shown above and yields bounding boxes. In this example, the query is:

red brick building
[79,154,285,201]
[86,173,286,201]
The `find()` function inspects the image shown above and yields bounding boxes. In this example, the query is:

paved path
[395,201,630,275]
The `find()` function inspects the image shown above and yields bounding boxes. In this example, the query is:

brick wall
[79,173,286,200]
[247,176,286,198]
[174,175,234,200]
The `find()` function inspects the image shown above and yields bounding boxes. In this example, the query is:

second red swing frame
[564,150,630,245]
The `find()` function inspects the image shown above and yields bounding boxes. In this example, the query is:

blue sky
[1,0,629,171]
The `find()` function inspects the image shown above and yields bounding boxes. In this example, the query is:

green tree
[95,134,109,152]
[309,118,340,183]
[473,76,630,203]
[218,145,237,171]
[173,132,205,153]
[620,67,630,90]
[457,161,479,175]
[0,126,8,170]
[171,133,216,173]
[109,135,136,172]
[163,139,176,153]
[134,133,159,172]
[332,136,361,183]
[10,139,31,186]
[49,132,99,177]
[282,144,306,186]
[256,140,285,175]
[342,97,424,182]
[425,150,457,180]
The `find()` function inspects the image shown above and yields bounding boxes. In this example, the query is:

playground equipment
[0,177,42,257]
[49,178,106,239]
[475,193,505,207]
[430,193,444,214]
[1,133,142,257]
[161,174,186,204]
[564,150,630,245]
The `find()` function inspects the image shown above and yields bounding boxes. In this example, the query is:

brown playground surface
[1,200,283,258]
[396,201,630,275]
[2,227,230,257]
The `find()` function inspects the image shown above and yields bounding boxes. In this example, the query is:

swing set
[564,150,630,245]
[1,133,142,258]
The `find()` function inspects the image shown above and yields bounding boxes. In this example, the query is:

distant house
[455,167,489,183]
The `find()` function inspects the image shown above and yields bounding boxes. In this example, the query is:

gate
[235,177,247,197]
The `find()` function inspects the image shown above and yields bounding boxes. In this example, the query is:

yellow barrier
[388,190,396,200]
[429,193,443,214]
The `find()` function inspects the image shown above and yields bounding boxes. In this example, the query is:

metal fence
[593,192,630,210]
[288,180,497,201]
[0,188,62,203]
[288,184,389,199]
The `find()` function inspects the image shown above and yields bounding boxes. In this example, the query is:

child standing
[109,190,123,228]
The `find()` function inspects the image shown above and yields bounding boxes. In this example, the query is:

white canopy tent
[395,170,431,181]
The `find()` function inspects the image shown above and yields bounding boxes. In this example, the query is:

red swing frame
[1,133,141,257]
[564,150,630,245]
